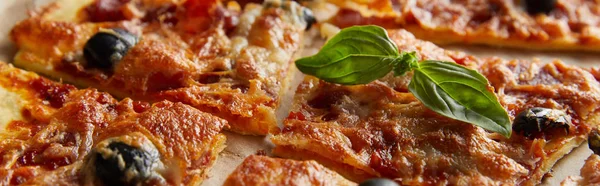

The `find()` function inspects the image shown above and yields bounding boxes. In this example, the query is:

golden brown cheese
[0,62,227,185]
[271,29,600,185]
[224,155,356,186]
[310,0,600,51]
[10,0,309,135]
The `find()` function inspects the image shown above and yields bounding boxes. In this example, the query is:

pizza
[270,28,600,185]
[561,130,600,186]
[10,0,315,135]
[223,155,356,186]
[0,62,227,185]
[5,0,600,185]
[305,0,600,51]
[561,155,600,185]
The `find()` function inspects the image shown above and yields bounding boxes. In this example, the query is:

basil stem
[295,25,512,137]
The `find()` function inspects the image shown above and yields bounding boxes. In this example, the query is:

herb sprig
[296,25,511,137]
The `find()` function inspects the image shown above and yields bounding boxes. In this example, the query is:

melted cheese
[44,0,94,22]
[0,86,25,132]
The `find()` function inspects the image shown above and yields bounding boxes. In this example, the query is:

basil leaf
[295,26,400,85]
[408,60,511,137]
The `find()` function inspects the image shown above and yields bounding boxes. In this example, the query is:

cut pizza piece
[306,0,600,51]
[223,155,356,186]
[10,0,314,135]
[271,29,600,185]
[561,130,600,186]
[560,155,600,186]
[0,62,227,185]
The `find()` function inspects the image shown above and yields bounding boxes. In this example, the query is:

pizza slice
[0,62,227,185]
[223,155,356,186]
[306,0,600,51]
[561,155,600,185]
[271,28,600,185]
[10,0,315,135]
[561,130,600,186]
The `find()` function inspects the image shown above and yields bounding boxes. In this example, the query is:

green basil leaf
[295,26,401,85]
[408,60,511,137]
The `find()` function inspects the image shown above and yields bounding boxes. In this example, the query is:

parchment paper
[0,1,598,185]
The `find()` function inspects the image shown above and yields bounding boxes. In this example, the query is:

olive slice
[589,129,600,155]
[263,0,317,31]
[512,107,571,139]
[359,178,399,186]
[523,0,557,15]
[82,135,164,186]
[302,7,317,30]
[83,28,138,70]
[94,142,156,185]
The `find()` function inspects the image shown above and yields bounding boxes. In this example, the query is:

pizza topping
[86,0,132,22]
[359,178,399,186]
[523,0,556,15]
[263,0,316,31]
[589,129,600,155]
[512,107,571,139]
[29,78,76,108]
[302,7,317,30]
[83,135,165,186]
[83,28,138,70]
[296,25,511,137]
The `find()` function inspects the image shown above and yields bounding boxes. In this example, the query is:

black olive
[263,0,316,30]
[523,0,556,15]
[83,28,138,70]
[589,129,600,155]
[302,7,316,30]
[93,141,159,186]
[359,178,399,186]
[512,107,571,139]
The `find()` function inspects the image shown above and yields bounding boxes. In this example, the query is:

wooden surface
[1,1,599,185]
